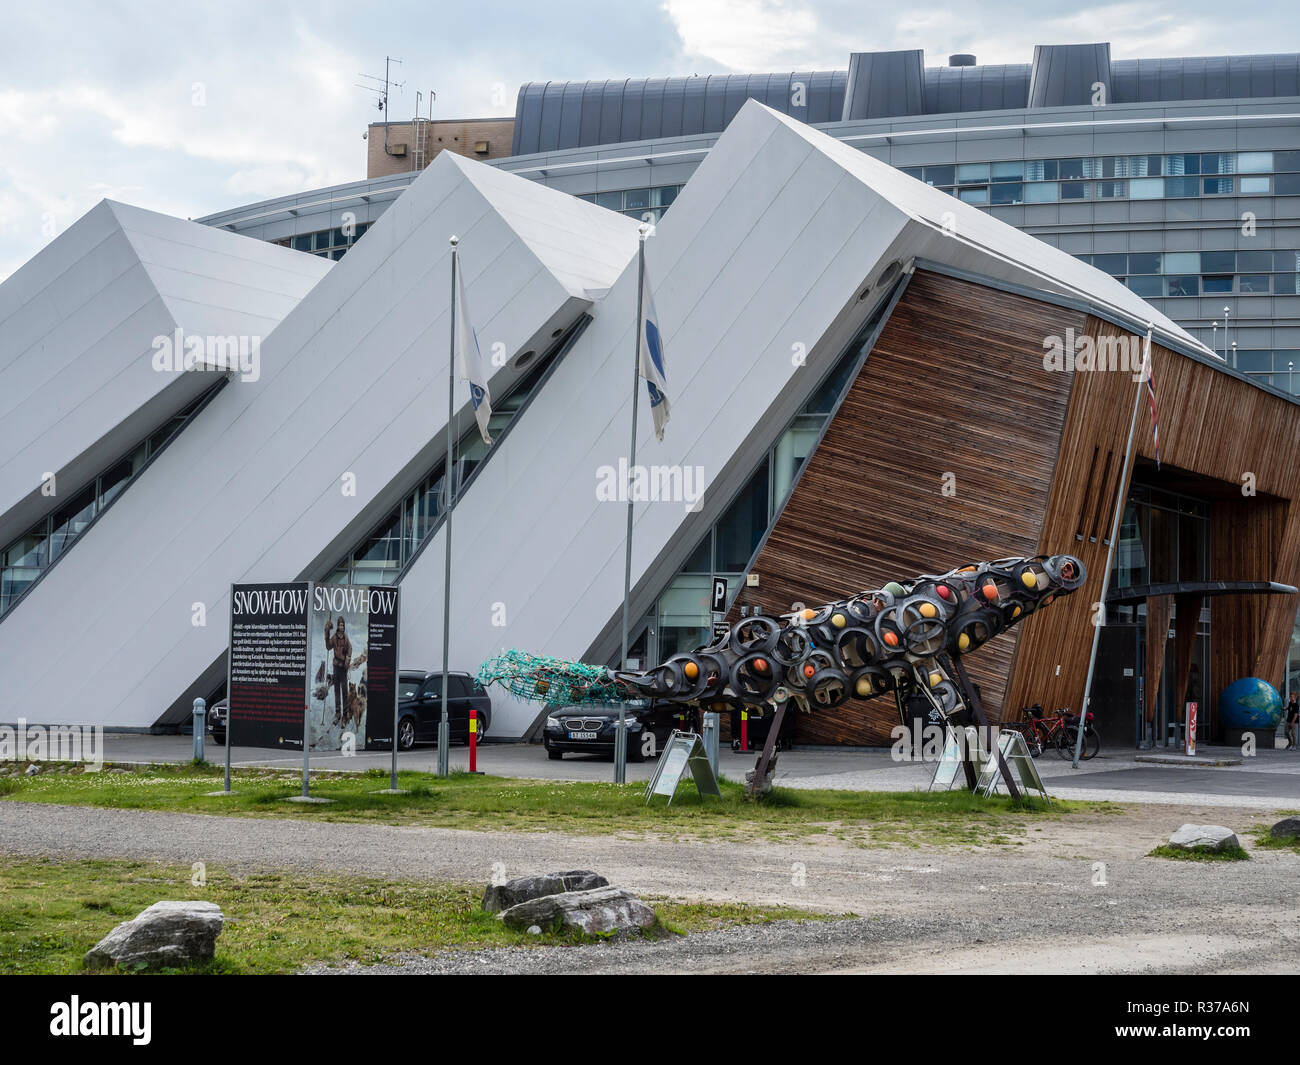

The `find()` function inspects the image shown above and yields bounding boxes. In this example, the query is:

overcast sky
[1,0,1297,279]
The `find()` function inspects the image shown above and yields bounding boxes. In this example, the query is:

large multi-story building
[4,45,1300,750]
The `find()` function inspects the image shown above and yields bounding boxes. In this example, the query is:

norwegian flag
[1142,327,1161,470]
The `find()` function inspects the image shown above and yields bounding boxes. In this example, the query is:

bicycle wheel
[1058,727,1101,760]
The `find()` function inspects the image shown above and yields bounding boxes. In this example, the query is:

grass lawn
[0,762,1092,847]
[1147,843,1251,862]
[0,857,831,974]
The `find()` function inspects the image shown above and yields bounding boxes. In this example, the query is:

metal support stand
[749,700,787,796]
[947,655,1020,800]
[613,708,628,784]
[702,711,720,777]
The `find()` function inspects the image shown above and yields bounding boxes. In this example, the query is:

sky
[1,0,1297,279]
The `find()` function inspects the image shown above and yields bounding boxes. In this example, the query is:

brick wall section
[367,118,515,178]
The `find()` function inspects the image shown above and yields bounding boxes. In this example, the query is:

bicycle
[1007,704,1067,757]
[1056,708,1101,760]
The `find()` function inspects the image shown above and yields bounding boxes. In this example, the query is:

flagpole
[616,226,650,784]
[1073,323,1152,768]
[438,236,458,777]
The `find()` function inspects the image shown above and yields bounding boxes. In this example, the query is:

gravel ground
[3,800,1298,974]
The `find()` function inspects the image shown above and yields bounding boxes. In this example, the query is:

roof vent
[949,54,976,67]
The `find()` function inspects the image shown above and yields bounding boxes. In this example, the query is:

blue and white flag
[454,255,493,445]
[638,262,670,441]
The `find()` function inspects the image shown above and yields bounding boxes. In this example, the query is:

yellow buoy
[1011,605,1021,618]
[957,632,971,651]
[1021,571,1037,589]
[928,670,942,688]
[802,608,816,620]
[831,613,847,628]
[855,677,873,696]
[919,602,937,618]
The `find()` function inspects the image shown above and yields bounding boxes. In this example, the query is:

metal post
[438,237,458,778]
[224,710,232,792]
[1074,325,1151,768]
[391,586,401,791]
[302,694,311,798]
[192,698,205,763]
[702,711,719,777]
[617,228,650,785]
[224,584,234,793]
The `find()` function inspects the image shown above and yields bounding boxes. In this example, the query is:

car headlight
[545,716,560,729]
[624,715,641,728]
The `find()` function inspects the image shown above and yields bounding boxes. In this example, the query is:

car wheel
[397,717,417,751]
[547,748,563,761]
[212,731,226,746]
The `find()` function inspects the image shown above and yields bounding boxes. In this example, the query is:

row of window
[1124,273,1300,297]
[575,185,682,223]
[320,333,573,587]
[901,151,1300,205]
[273,222,373,260]
[0,392,214,617]
[1077,250,1300,276]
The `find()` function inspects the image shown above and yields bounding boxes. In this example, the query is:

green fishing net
[476,650,630,707]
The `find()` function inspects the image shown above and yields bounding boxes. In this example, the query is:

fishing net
[476,650,632,707]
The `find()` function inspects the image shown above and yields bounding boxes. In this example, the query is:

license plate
[568,731,598,740]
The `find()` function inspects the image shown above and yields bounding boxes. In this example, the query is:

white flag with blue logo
[454,259,493,445]
[638,265,670,441]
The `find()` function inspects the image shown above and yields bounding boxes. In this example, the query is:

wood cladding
[728,270,1081,746]
[733,270,1300,746]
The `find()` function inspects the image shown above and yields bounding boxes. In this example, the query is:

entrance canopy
[1107,580,1298,604]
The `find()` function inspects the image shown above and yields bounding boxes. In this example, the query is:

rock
[499,886,655,936]
[744,753,777,798]
[526,925,542,935]
[1168,824,1240,851]
[482,870,608,913]
[24,764,40,776]
[1270,817,1300,840]
[83,901,224,971]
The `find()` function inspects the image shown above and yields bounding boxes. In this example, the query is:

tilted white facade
[0,102,1203,736]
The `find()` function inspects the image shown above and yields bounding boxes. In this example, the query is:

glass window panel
[48,484,97,562]
[1166,275,1199,297]
[900,166,923,179]
[956,163,989,184]
[1277,273,1299,295]
[652,185,678,207]
[803,347,859,414]
[97,446,146,509]
[1163,252,1199,274]
[958,187,988,204]
[1201,250,1235,273]
[2,528,47,571]
[1164,176,1199,198]
[1275,151,1300,173]
[332,228,348,247]
[1096,180,1126,198]
[1277,251,1300,272]
[1060,181,1089,199]
[623,188,650,210]
[1275,173,1300,195]
[1237,151,1272,174]
[1128,253,1161,275]
[1202,275,1234,293]
[772,417,822,511]
[1237,250,1272,272]
[292,234,312,252]
[1128,275,1164,298]
[991,161,1023,180]
[658,575,711,628]
[1024,181,1058,202]
[1203,177,1234,195]
[595,191,622,209]
[1092,253,1127,274]
[1058,158,1086,180]
[678,532,711,574]
[923,165,955,186]
[1239,176,1270,194]
[1024,159,1058,181]
[1200,153,1235,174]
[1236,350,1272,371]
[1130,177,1163,199]
[1239,274,1270,293]
[714,462,769,573]
[353,512,403,579]
[1165,154,1200,175]
[990,182,1023,204]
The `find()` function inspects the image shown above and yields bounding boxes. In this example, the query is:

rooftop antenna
[357,56,405,156]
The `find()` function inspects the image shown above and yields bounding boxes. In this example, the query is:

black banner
[228,582,310,750]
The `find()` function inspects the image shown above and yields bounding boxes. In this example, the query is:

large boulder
[499,886,655,935]
[83,901,224,971]
[482,870,607,913]
[1168,824,1240,852]
[1270,817,1300,840]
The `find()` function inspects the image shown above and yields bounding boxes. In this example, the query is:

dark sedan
[395,670,491,750]
[542,702,694,760]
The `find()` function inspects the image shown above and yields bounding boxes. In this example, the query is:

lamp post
[1290,361,1295,396]
[1211,321,1217,358]
[1231,341,1237,370]
[1223,306,1231,363]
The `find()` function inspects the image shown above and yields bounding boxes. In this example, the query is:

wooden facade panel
[727,270,1082,745]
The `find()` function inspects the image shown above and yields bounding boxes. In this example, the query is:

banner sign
[229,582,398,751]
[644,731,721,804]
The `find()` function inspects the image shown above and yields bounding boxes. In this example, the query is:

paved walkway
[89,733,1300,808]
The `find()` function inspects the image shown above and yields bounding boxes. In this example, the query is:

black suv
[396,670,492,750]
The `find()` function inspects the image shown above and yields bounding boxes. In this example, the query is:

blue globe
[1218,677,1283,730]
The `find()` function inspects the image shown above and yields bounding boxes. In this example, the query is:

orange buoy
[802,608,816,620]
[883,631,899,647]
[981,581,998,601]
[803,663,816,678]
[754,659,769,672]
[683,661,699,679]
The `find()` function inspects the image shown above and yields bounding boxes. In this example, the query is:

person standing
[324,615,352,727]
[1285,692,1299,751]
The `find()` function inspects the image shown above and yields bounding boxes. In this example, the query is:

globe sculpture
[478,553,1086,752]
[1217,676,1283,730]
